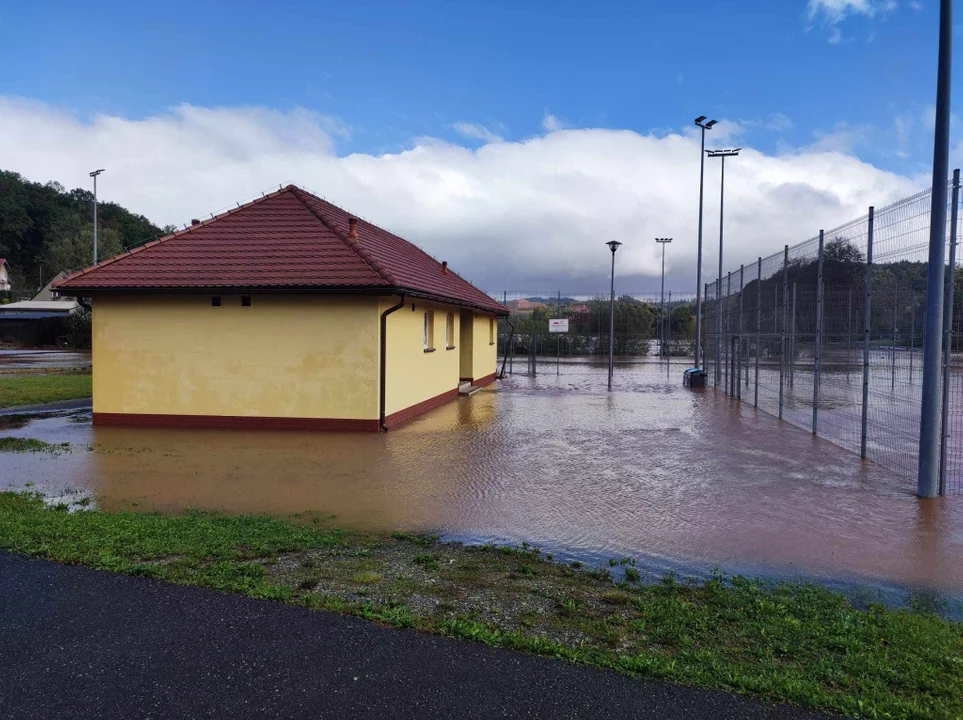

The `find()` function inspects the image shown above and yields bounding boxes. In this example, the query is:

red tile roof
[54,186,507,314]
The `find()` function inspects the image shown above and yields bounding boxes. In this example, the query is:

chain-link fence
[705,178,963,495]
[490,291,697,363]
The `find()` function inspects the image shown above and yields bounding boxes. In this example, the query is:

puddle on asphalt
[2,358,962,614]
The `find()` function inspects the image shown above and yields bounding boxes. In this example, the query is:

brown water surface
[2,359,961,603]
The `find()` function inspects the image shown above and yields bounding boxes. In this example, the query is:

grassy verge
[0,373,92,408]
[1,492,959,720]
[0,437,71,453]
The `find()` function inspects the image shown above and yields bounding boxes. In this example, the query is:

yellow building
[54,186,508,431]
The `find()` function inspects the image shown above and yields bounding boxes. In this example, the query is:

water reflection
[2,359,962,604]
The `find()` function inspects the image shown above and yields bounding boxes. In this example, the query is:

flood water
[2,359,962,611]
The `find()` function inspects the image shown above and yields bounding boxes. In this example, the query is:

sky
[0,0,957,293]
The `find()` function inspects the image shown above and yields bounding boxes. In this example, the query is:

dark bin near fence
[683,368,706,389]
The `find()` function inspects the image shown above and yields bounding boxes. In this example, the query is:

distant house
[506,298,549,314]
[54,185,509,431]
[0,258,10,291]
[0,299,80,346]
[567,303,590,321]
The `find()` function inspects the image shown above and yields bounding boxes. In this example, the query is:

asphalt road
[0,552,837,719]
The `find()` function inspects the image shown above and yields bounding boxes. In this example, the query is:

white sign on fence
[548,318,569,333]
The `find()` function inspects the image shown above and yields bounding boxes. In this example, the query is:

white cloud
[451,122,503,143]
[542,112,565,133]
[807,0,898,43]
[808,121,874,153]
[0,97,920,292]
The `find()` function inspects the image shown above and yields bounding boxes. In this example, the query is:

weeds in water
[624,568,641,583]
[0,437,71,453]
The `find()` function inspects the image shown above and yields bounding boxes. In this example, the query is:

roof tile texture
[55,186,506,314]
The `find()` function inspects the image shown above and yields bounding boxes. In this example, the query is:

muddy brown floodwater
[2,359,962,609]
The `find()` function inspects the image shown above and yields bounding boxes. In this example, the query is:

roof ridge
[287,186,399,287]
[53,186,295,290]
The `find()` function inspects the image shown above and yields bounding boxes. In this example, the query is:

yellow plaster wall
[472,312,499,381]
[382,299,461,416]
[92,295,380,419]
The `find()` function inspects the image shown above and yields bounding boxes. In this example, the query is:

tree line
[0,170,168,295]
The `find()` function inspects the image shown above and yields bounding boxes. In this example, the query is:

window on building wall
[424,311,435,352]
[446,313,455,349]
[489,317,495,345]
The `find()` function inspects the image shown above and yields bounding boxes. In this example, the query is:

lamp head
[606,240,622,253]
[89,169,105,177]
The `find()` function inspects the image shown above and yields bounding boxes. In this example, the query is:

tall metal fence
[704,177,963,495]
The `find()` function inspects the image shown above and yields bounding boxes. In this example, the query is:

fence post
[779,246,789,420]
[861,208,875,459]
[738,264,745,399]
[847,288,853,382]
[790,282,797,389]
[723,273,732,395]
[755,257,762,408]
[892,279,899,390]
[910,291,916,384]
[813,230,825,435]
[667,290,672,374]
[939,168,960,494]
[704,283,710,374]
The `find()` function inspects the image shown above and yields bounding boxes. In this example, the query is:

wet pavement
[0,349,91,373]
[2,359,962,611]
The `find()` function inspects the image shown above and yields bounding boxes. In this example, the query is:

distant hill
[0,170,170,295]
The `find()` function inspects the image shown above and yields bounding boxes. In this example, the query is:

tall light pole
[656,238,673,357]
[89,169,105,265]
[707,148,740,386]
[918,0,953,498]
[693,116,717,374]
[606,240,622,390]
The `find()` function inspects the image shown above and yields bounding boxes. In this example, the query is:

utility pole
[707,148,741,387]
[918,0,953,498]
[606,241,622,390]
[90,169,106,265]
[656,238,673,356]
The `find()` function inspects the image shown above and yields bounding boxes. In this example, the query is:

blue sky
[0,1,953,290]
[0,0,949,173]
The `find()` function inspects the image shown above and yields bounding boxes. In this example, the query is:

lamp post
[656,238,673,357]
[707,148,740,386]
[693,116,717,373]
[606,240,622,390]
[89,169,105,265]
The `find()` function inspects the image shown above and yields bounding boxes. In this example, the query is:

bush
[65,308,92,349]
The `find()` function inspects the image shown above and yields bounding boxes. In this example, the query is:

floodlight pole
[918,0,953,498]
[693,116,717,372]
[607,240,622,390]
[707,149,741,386]
[90,169,105,265]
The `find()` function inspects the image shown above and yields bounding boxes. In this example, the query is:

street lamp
[693,116,717,374]
[89,169,105,265]
[707,148,740,386]
[606,240,622,390]
[655,238,673,357]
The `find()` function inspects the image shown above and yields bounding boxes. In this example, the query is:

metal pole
[694,124,708,370]
[93,174,99,265]
[892,280,899,390]
[813,230,825,436]
[939,169,960,494]
[861,207,875,459]
[608,247,617,390]
[738,264,744,400]
[703,282,709,373]
[919,0,953,498]
[661,243,666,355]
[847,288,853,382]
[790,282,797,389]
[755,256,761,408]
[557,291,561,376]
[725,272,732,393]
[910,291,916,384]
[779,246,788,420]
[667,290,672,370]
[716,155,726,387]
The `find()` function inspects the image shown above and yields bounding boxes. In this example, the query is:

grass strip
[0,491,960,720]
[0,373,92,409]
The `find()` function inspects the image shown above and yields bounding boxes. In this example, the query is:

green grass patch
[0,373,92,409]
[0,437,71,453]
[0,490,960,719]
